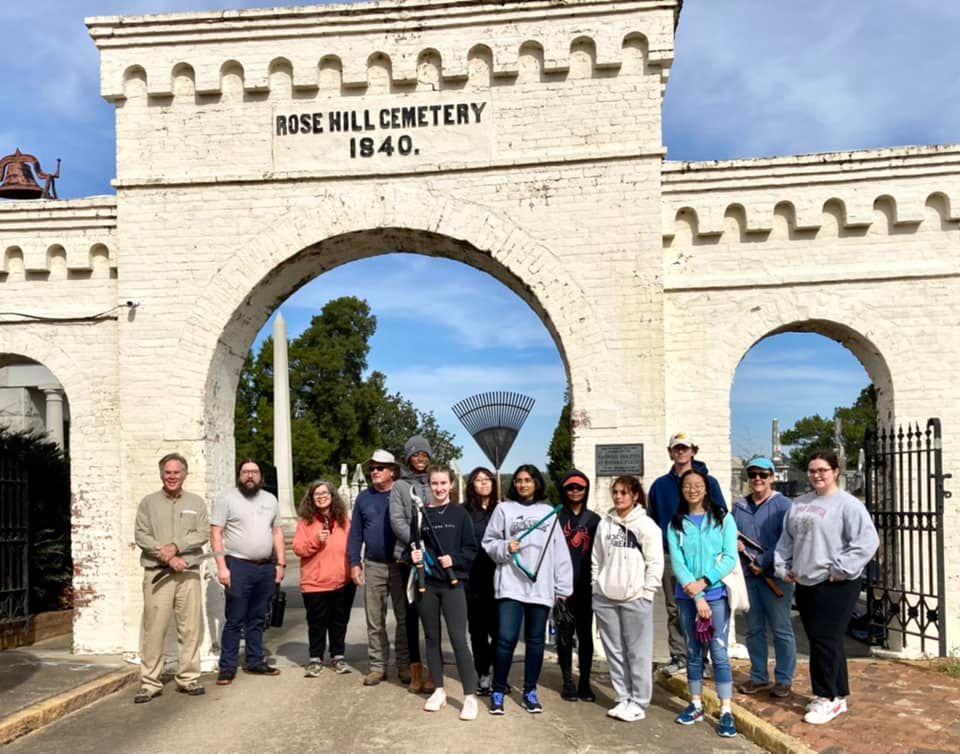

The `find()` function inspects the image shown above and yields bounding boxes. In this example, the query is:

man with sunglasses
[348,449,409,686]
[648,432,727,677]
[732,457,796,698]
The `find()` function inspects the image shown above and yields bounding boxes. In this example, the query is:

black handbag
[268,585,286,628]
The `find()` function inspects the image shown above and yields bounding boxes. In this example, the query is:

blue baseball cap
[745,457,775,472]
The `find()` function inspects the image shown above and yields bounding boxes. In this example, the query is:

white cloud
[283,254,556,351]
[666,0,960,159]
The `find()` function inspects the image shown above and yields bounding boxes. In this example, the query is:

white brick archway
[0,0,958,655]
[178,185,611,496]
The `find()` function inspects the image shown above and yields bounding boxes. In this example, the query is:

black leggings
[302,582,357,661]
[467,586,498,678]
[796,579,861,699]
[418,584,477,695]
[557,588,594,686]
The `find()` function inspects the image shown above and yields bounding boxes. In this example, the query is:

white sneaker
[804,696,826,712]
[460,694,478,721]
[618,702,646,722]
[424,688,447,712]
[803,697,847,724]
[607,701,629,719]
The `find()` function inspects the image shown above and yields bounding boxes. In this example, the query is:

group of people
[134,430,879,736]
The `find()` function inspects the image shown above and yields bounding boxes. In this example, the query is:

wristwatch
[702,576,712,587]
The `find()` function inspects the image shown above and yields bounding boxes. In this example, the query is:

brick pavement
[729,659,960,754]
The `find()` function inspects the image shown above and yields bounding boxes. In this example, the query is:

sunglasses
[564,484,586,492]
[369,465,390,472]
[747,470,771,479]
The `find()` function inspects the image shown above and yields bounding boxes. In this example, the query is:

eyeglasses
[682,484,706,492]
[370,466,389,472]
[314,491,332,498]
[747,471,771,479]
[807,467,833,476]
[564,484,586,492]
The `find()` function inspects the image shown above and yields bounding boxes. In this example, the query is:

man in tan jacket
[133,452,209,702]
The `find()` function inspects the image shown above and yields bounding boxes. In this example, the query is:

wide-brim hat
[367,449,397,466]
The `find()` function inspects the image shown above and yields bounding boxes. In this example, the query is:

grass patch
[929,658,960,679]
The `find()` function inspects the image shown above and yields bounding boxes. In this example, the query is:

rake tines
[451,392,535,474]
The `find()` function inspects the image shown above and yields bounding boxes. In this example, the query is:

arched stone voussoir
[170,185,608,442]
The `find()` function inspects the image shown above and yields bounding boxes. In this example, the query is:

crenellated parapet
[0,198,118,281]
[88,0,678,102]
[662,145,960,245]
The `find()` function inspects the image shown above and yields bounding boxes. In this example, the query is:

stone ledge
[655,669,818,754]
[0,611,73,651]
[0,667,137,746]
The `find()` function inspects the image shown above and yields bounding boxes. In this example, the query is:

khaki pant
[140,569,202,692]
[362,560,409,674]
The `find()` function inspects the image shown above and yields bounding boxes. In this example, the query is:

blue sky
[3,1,957,471]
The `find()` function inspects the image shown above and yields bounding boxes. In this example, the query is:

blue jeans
[678,597,733,700]
[493,599,550,694]
[745,575,796,685]
[219,557,276,673]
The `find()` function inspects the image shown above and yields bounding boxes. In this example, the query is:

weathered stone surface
[0,0,957,658]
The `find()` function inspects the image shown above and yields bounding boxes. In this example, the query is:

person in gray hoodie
[592,475,663,723]
[389,435,433,693]
[482,464,573,716]
[775,450,879,726]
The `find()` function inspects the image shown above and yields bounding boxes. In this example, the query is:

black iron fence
[864,418,950,656]
[0,453,29,633]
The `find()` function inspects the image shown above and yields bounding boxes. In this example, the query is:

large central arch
[175,186,612,496]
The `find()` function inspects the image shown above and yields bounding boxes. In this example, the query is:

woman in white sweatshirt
[592,475,664,723]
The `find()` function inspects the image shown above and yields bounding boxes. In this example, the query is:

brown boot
[421,670,435,695]
[407,662,424,694]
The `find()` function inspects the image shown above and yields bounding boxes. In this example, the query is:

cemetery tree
[546,394,573,504]
[235,296,460,485]
[781,385,877,471]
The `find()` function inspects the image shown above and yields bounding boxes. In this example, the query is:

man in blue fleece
[647,432,726,676]
[348,449,409,686]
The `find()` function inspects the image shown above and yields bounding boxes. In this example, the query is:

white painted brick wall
[0,0,958,656]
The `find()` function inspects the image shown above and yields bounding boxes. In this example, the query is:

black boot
[559,655,578,701]
[577,675,596,702]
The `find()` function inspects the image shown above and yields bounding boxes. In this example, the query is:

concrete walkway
[4,558,956,753]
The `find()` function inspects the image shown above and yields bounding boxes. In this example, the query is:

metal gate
[864,418,950,656]
[0,452,29,634]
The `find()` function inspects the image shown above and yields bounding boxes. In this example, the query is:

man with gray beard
[211,459,286,686]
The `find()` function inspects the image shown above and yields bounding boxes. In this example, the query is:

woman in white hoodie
[592,475,664,723]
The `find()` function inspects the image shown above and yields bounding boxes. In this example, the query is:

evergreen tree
[781,385,877,471]
[546,391,572,504]
[234,296,461,487]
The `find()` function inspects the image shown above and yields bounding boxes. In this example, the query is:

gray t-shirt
[210,487,280,561]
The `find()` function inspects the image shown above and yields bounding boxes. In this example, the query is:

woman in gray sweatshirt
[775,450,879,726]
[482,464,573,716]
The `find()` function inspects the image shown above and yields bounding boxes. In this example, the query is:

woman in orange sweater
[293,480,356,677]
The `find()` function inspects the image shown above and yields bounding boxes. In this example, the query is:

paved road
[7,662,764,754]
[8,563,767,754]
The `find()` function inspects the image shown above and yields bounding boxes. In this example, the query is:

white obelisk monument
[273,312,298,530]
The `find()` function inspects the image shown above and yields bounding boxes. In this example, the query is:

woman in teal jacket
[666,468,738,738]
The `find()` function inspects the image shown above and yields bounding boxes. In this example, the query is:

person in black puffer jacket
[557,469,601,701]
